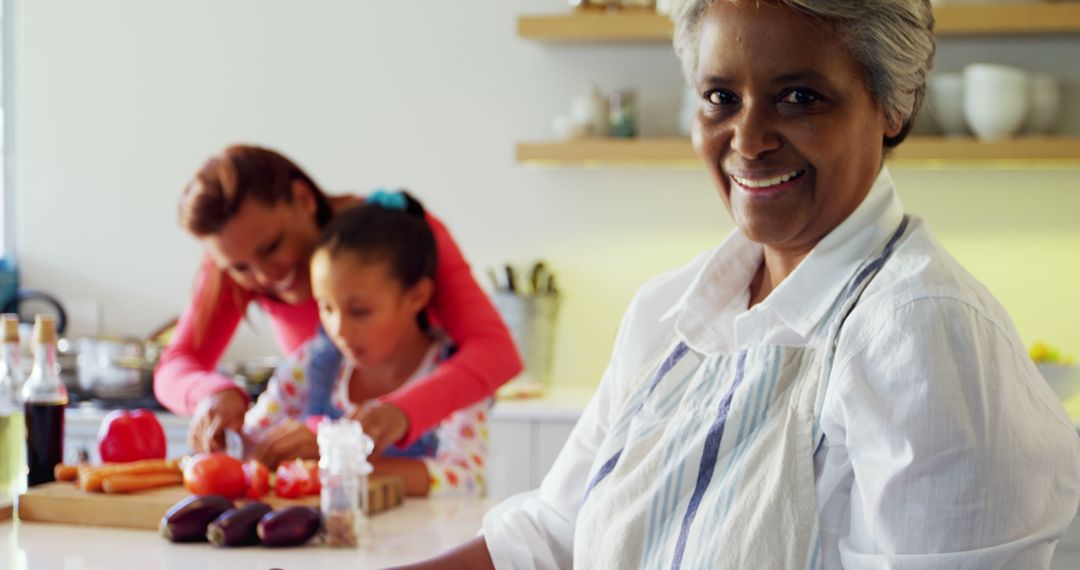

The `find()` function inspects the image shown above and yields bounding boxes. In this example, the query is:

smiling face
[310,248,432,368]
[691,0,901,257]
[202,183,321,304]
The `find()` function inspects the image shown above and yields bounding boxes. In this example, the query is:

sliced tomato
[243,459,270,499]
[274,459,321,498]
[183,452,247,499]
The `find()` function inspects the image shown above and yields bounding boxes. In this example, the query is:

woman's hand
[250,419,319,470]
[348,403,409,454]
[187,389,248,453]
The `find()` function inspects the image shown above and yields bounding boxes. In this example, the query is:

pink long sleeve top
[154,205,522,445]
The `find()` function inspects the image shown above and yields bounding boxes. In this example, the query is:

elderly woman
[397,0,1080,568]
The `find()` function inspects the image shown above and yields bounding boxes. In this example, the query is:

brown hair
[179,144,334,346]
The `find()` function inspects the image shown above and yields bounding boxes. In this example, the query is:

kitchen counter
[1,496,492,570]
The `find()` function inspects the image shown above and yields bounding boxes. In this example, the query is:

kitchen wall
[11,0,1080,387]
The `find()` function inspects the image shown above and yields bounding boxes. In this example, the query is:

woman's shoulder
[855,216,1010,332]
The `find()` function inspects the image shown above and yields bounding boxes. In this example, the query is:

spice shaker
[318,418,374,547]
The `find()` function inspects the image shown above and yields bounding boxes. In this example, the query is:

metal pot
[71,336,157,400]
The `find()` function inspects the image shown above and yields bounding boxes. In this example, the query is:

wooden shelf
[517,4,1080,41]
[517,9,672,42]
[515,136,1080,166]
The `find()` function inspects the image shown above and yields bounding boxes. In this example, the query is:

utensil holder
[491,292,561,393]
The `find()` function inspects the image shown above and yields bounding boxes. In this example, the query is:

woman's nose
[730,103,781,160]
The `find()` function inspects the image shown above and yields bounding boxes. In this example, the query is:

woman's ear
[404,277,435,313]
[291,179,318,217]
[885,113,905,140]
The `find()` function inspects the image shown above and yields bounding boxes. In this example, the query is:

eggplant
[159,494,235,543]
[207,502,273,547]
[256,506,322,547]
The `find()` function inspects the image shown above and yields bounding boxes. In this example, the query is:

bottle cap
[1,314,19,342]
[33,314,56,344]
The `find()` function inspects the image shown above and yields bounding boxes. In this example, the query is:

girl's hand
[187,389,247,453]
[250,419,319,470]
[349,403,408,454]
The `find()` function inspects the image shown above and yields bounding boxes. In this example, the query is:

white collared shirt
[483,168,1080,569]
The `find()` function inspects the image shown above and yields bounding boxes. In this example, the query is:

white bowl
[1024,72,1062,136]
[927,72,968,137]
[964,64,1029,141]
[1037,364,1080,401]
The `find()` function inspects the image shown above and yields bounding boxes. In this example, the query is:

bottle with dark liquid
[21,315,67,487]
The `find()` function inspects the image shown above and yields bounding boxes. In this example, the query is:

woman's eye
[704,89,735,106]
[348,308,372,319]
[780,89,821,105]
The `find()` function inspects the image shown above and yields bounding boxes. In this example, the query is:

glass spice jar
[318,419,374,548]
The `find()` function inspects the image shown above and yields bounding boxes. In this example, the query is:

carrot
[78,458,182,492]
[54,464,81,482]
[102,472,183,494]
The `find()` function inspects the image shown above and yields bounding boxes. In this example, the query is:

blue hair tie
[367,189,407,211]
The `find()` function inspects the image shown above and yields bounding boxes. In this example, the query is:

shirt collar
[665,167,904,353]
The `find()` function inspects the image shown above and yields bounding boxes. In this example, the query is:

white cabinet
[486,387,592,500]
[488,417,580,499]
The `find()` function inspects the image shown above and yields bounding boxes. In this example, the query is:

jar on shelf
[609,90,639,138]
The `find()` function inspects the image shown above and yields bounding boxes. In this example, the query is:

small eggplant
[160,494,235,543]
[256,506,322,547]
[207,502,273,547]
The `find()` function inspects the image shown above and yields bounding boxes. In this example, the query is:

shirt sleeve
[828,296,1080,569]
[153,256,250,415]
[243,343,313,440]
[381,210,523,445]
[422,401,490,498]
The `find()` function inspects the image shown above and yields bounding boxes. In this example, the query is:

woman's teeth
[732,170,802,189]
[272,270,297,293]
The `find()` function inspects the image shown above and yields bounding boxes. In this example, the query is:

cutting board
[17,475,404,530]
[0,498,11,521]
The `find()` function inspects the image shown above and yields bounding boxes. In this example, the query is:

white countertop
[1,497,492,570]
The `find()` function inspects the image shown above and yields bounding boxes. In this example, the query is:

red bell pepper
[96,408,167,463]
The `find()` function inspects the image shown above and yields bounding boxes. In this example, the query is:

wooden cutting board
[0,498,11,521]
[17,475,404,530]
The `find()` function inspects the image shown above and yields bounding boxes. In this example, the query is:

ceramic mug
[1024,72,1062,136]
[927,72,968,137]
[963,64,1029,142]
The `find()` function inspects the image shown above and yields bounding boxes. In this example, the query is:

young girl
[245,191,488,497]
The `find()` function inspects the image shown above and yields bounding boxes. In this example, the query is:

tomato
[96,409,166,463]
[243,460,270,499]
[183,452,247,498]
[274,459,321,498]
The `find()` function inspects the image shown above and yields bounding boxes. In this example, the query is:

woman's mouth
[730,169,806,196]
[270,269,298,294]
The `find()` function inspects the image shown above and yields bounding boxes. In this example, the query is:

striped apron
[575,217,910,569]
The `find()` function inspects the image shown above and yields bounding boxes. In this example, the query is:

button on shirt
[482,168,1080,569]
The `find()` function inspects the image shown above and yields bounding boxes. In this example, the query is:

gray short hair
[672,0,935,147]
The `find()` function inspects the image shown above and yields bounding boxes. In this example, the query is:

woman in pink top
[155,144,521,453]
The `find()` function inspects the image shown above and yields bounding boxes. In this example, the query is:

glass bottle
[609,89,639,138]
[22,315,67,487]
[0,314,26,499]
[318,418,373,548]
